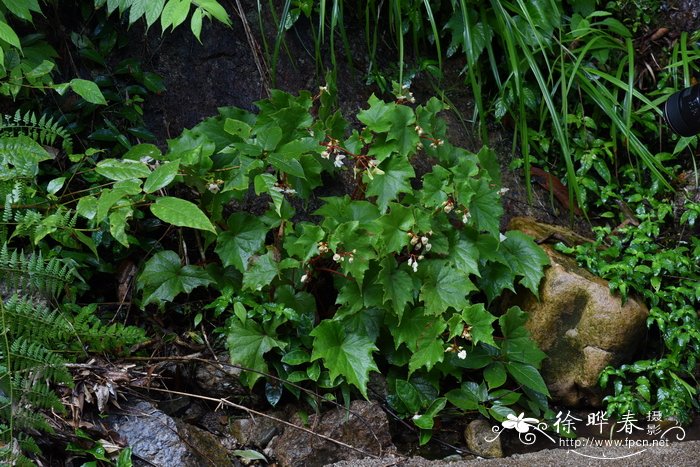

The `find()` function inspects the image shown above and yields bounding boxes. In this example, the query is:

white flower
[407,257,414,266]
[499,233,507,242]
[300,274,309,283]
[318,242,329,254]
[332,253,341,262]
[319,85,328,93]
[321,150,330,159]
[462,212,470,224]
[502,413,539,433]
[410,236,419,246]
[334,154,346,168]
[497,187,510,196]
[412,261,418,273]
[347,256,354,264]
[207,183,220,194]
[421,236,429,245]
[424,243,432,252]
[457,349,467,360]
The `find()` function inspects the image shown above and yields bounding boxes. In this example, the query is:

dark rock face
[107,399,231,466]
[265,400,395,467]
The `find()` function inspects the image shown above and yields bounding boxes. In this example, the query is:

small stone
[464,419,503,458]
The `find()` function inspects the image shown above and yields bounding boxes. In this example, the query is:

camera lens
[664,84,700,137]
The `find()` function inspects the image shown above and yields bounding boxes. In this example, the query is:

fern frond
[71,304,146,352]
[2,295,71,345]
[0,111,73,154]
[0,244,73,299]
[9,337,72,385]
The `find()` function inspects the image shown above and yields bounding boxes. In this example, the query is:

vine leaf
[462,304,497,347]
[419,261,474,315]
[216,213,268,272]
[365,156,415,214]
[310,320,378,398]
[467,178,502,236]
[500,231,550,295]
[226,318,285,389]
[138,250,213,307]
[150,196,216,233]
[378,257,413,322]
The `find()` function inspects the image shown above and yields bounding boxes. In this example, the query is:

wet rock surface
[464,419,503,459]
[106,399,231,466]
[505,217,649,407]
[265,400,395,466]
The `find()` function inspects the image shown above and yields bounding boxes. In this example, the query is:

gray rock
[228,412,284,448]
[195,353,249,399]
[464,419,503,458]
[506,218,649,407]
[107,399,230,466]
[266,400,395,467]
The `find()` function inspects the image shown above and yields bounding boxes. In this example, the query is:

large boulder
[506,217,649,407]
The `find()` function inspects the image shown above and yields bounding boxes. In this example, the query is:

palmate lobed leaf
[138,250,213,307]
[310,320,378,398]
[226,318,285,389]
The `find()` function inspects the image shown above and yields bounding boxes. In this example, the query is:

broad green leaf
[462,304,497,347]
[233,450,267,462]
[379,203,414,253]
[310,320,378,398]
[484,362,507,389]
[242,251,283,292]
[378,257,413,321]
[215,213,267,272]
[46,177,65,195]
[139,250,213,306]
[386,105,419,157]
[2,0,41,21]
[96,158,151,181]
[70,79,107,105]
[477,261,516,303]
[198,0,232,25]
[451,231,480,277]
[226,318,285,388]
[365,156,415,214]
[408,323,446,374]
[467,178,502,236]
[419,261,473,315]
[191,7,203,42]
[389,307,432,351]
[357,95,394,132]
[224,118,252,139]
[109,205,132,246]
[144,0,166,27]
[396,379,422,413]
[150,196,216,233]
[283,223,324,262]
[506,361,550,396]
[500,231,550,295]
[0,21,21,49]
[144,160,180,193]
[161,0,191,31]
[412,398,447,429]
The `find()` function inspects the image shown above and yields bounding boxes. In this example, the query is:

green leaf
[191,7,203,42]
[96,158,151,181]
[412,398,447,429]
[357,95,394,132]
[0,21,21,49]
[365,155,415,214]
[408,326,446,374]
[144,0,166,27]
[506,361,550,396]
[144,160,180,193]
[467,178,502,236]
[233,450,267,462]
[150,196,216,233]
[226,318,285,388]
[379,203,414,253]
[451,231,480,277]
[215,213,268,272]
[462,304,497,347]
[500,231,550,295]
[161,0,191,31]
[47,177,66,195]
[378,257,414,322]
[310,320,378,398]
[386,105,419,157]
[484,362,507,389]
[283,223,324,262]
[396,379,422,413]
[478,261,516,303]
[70,79,107,105]
[139,250,213,306]
[242,250,287,292]
[419,261,473,315]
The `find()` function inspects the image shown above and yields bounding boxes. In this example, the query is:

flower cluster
[333,249,356,264]
[320,139,346,168]
[406,231,432,272]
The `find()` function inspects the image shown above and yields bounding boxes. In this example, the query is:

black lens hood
[664,90,695,137]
